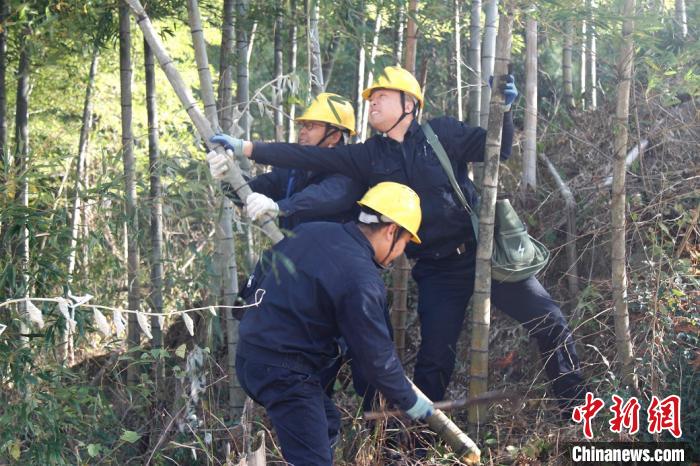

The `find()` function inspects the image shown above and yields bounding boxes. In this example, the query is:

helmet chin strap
[316,123,341,147]
[383,91,416,135]
[377,226,405,269]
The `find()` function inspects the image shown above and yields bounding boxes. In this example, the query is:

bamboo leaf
[113,309,126,337]
[119,430,141,443]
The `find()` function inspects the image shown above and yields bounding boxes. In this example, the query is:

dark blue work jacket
[251,115,514,260]
[237,221,417,411]
[224,166,363,231]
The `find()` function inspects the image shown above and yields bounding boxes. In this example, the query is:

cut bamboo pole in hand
[125,0,283,244]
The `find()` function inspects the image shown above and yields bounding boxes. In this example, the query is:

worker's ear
[328,130,342,147]
[404,96,416,114]
[384,223,399,242]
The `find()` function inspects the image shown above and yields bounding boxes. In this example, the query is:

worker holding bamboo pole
[234,182,433,465]
[210,93,363,231]
[210,66,586,420]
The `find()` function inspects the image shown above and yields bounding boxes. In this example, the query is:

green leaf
[175,344,187,359]
[9,441,20,460]
[120,430,141,444]
[87,443,101,457]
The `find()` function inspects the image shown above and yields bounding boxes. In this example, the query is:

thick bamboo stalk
[322,33,340,87]
[287,0,298,143]
[394,0,405,64]
[469,1,513,428]
[675,0,687,38]
[390,255,410,359]
[453,0,463,121]
[580,16,587,109]
[522,16,537,192]
[145,39,163,353]
[539,152,579,298]
[189,0,248,415]
[360,11,382,141]
[217,0,234,131]
[0,0,7,169]
[307,0,324,94]
[479,0,498,128]
[467,0,481,126]
[611,0,637,390]
[273,0,284,141]
[587,0,597,109]
[563,20,575,110]
[355,0,366,138]
[410,382,480,464]
[404,0,418,74]
[15,34,30,345]
[236,0,252,143]
[120,2,141,385]
[187,0,219,130]
[124,0,283,244]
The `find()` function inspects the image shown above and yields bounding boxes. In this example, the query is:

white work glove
[405,391,434,421]
[245,192,279,221]
[206,149,233,180]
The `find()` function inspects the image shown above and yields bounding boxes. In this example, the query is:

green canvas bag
[422,122,549,283]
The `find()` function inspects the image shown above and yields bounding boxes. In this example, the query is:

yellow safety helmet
[296,92,356,136]
[361,66,424,109]
[357,182,422,244]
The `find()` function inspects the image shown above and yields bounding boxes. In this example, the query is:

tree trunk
[307,0,324,94]
[273,0,285,141]
[360,11,382,141]
[354,0,366,138]
[144,39,163,354]
[467,0,481,126]
[404,0,418,74]
[120,1,141,385]
[587,0,597,109]
[479,0,498,128]
[563,20,575,110]
[468,1,513,428]
[611,0,637,390]
[287,0,298,143]
[580,16,587,110]
[394,0,405,64]
[453,0,463,121]
[675,0,687,39]
[522,16,537,193]
[217,0,235,132]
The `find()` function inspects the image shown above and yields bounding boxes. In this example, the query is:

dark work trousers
[236,354,341,466]
[411,250,584,408]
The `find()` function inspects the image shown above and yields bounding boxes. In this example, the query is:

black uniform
[225,167,363,231]
[237,221,416,465]
[249,115,585,411]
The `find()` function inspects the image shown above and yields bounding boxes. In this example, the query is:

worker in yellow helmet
[236,182,432,465]
[208,92,362,231]
[211,65,586,426]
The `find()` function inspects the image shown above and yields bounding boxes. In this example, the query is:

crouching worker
[236,182,434,466]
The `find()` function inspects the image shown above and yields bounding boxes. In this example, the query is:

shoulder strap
[422,122,479,238]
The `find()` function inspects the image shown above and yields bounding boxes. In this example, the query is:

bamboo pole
[563,20,575,110]
[467,0,481,127]
[360,11,382,141]
[125,0,283,245]
[187,0,247,415]
[453,0,463,121]
[611,0,638,390]
[468,1,513,428]
[522,15,537,192]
